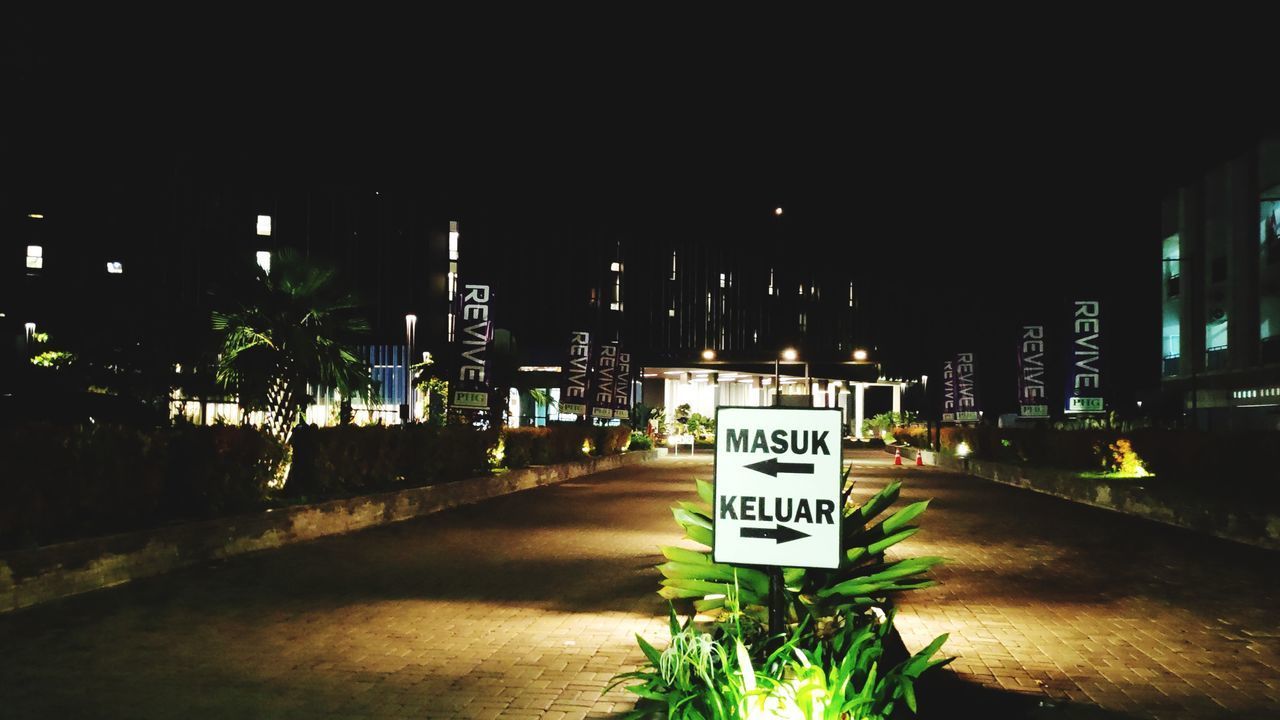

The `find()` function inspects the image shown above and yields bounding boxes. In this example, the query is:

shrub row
[0,423,285,550]
[935,426,1280,499]
[1,421,638,550]
[285,424,497,498]
[500,424,632,468]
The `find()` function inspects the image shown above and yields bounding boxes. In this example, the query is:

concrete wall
[0,450,659,614]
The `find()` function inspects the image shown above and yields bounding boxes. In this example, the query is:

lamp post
[404,314,417,423]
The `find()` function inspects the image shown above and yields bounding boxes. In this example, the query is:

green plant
[658,467,942,621]
[211,248,374,444]
[629,431,654,450]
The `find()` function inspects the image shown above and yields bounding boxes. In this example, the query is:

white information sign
[713,407,842,569]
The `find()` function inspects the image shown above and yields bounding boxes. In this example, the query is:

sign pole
[768,567,785,640]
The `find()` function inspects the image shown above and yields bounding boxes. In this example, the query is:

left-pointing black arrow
[739,524,811,544]
[744,457,815,477]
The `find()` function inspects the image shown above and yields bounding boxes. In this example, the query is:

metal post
[773,358,780,406]
[768,567,785,640]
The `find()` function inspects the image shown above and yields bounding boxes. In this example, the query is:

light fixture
[774,207,783,216]
[702,349,716,360]
[853,349,868,361]
[781,348,798,361]
[256,251,271,275]
[610,262,621,272]
[27,213,44,220]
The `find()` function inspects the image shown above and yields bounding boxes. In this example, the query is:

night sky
[8,17,1280,414]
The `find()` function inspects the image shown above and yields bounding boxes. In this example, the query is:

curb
[0,449,660,614]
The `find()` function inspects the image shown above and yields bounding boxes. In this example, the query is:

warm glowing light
[27,213,44,220]
[774,207,783,216]
[853,349,868,361]
[701,349,716,360]
[956,441,972,458]
[256,214,272,236]
[781,348,798,361]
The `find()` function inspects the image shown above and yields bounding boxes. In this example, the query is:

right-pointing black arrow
[744,457,815,477]
[739,524,811,544]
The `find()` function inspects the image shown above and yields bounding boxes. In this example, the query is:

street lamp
[404,314,417,423]
[853,348,868,361]
[702,349,716,361]
[773,348,810,407]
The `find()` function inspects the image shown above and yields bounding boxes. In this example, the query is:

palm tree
[212,249,373,444]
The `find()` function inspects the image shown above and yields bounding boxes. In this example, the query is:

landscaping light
[853,349,868,361]
[956,441,971,458]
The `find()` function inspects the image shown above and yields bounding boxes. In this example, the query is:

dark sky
[8,16,1280,409]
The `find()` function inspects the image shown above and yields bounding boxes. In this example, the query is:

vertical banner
[590,341,620,421]
[452,283,492,410]
[1065,300,1105,414]
[941,359,956,423]
[559,330,592,417]
[954,352,980,422]
[612,346,632,420]
[1018,325,1049,418]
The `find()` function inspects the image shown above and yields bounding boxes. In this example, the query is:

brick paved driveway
[0,457,706,720]
[844,449,1280,720]
[2,450,1277,719]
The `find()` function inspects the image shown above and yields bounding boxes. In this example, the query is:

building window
[256,251,272,275]
[449,221,459,261]
[256,215,272,236]
[106,261,123,274]
[768,268,774,295]
[670,251,677,280]
[25,245,43,269]
[668,308,676,317]
[849,282,855,308]
[719,272,726,288]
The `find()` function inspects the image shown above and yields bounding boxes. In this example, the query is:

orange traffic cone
[894,448,902,466]
[915,451,924,467]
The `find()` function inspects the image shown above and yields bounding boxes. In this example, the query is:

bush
[500,425,633,468]
[628,431,653,450]
[0,423,285,550]
[286,424,498,496]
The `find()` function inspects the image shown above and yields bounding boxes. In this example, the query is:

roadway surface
[0,450,1276,719]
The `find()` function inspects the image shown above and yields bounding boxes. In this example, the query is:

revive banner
[452,283,493,410]
[1017,325,1050,418]
[612,346,632,420]
[1065,300,1105,414]
[942,358,956,423]
[954,352,980,423]
[590,341,620,420]
[559,330,592,416]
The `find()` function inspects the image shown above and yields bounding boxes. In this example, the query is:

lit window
[610,302,621,311]
[720,272,726,288]
[849,282,855,307]
[611,262,622,272]
[449,221,460,261]
[256,251,272,275]
[256,215,272,236]
[668,308,676,317]
[26,245,43,269]
[670,251,677,280]
[27,213,44,220]
[106,261,123,274]
[799,283,804,296]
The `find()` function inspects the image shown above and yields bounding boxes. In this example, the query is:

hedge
[284,424,498,498]
[1,421,637,550]
[500,424,632,469]
[0,423,285,550]
[934,426,1280,500]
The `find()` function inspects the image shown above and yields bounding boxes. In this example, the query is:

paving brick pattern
[0,458,710,719]
[844,451,1280,719]
[2,451,1277,719]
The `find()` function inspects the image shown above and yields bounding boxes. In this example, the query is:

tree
[211,249,373,443]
